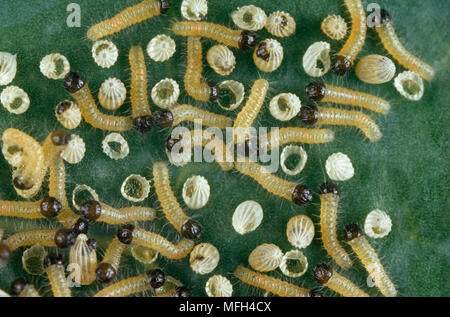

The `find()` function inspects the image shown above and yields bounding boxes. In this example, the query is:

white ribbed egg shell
[205,275,233,297]
[98,78,126,111]
[321,15,348,40]
[279,250,308,278]
[253,39,284,72]
[302,41,331,77]
[190,243,220,275]
[217,80,245,111]
[269,93,301,121]
[394,71,424,101]
[232,200,263,235]
[55,100,82,129]
[1,85,30,114]
[206,45,236,76]
[147,35,176,62]
[151,78,180,109]
[286,215,315,249]
[231,5,267,31]
[92,40,118,68]
[364,209,392,239]
[61,134,86,164]
[0,52,17,86]
[248,243,283,272]
[181,0,208,21]
[356,55,396,84]
[266,11,296,37]
[182,175,210,209]
[69,234,97,285]
[325,152,354,181]
[39,53,70,79]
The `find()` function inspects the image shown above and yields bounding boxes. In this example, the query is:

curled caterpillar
[305,82,391,114]
[63,72,133,132]
[185,37,220,102]
[129,45,153,133]
[172,21,257,50]
[44,254,71,297]
[80,200,156,225]
[153,104,233,129]
[153,162,202,239]
[260,127,335,151]
[233,79,269,142]
[11,278,41,297]
[117,224,195,260]
[234,160,313,206]
[313,263,369,297]
[298,105,382,142]
[332,0,367,75]
[96,237,128,284]
[234,265,321,297]
[94,269,166,297]
[374,9,434,81]
[87,0,169,41]
[345,224,397,297]
[319,183,353,270]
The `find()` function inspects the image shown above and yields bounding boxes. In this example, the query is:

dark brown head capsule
[133,115,153,134]
[13,176,33,190]
[51,129,72,146]
[96,262,117,284]
[319,182,341,196]
[71,217,89,235]
[181,219,202,240]
[146,269,166,289]
[379,9,391,24]
[63,72,86,94]
[87,238,98,252]
[44,253,64,268]
[165,134,183,152]
[0,242,11,265]
[313,263,333,284]
[176,286,191,297]
[153,110,174,128]
[40,196,62,218]
[331,55,352,76]
[305,82,326,101]
[56,101,72,115]
[11,278,29,296]
[238,30,257,50]
[54,228,77,249]
[292,184,313,205]
[309,289,324,297]
[79,200,102,221]
[344,223,364,241]
[159,0,170,14]
[255,41,270,61]
[117,224,135,244]
[298,105,319,125]
[208,82,220,101]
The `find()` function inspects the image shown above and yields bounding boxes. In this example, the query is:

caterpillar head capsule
[379,9,391,24]
[80,200,102,221]
[56,101,72,115]
[0,242,11,265]
[298,105,319,125]
[292,184,313,205]
[239,30,258,50]
[54,228,77,249]
[71,218,89,235]
[344,223,364,241]
[40,196,62,218]
[159,0,170,14]
[63,72,86,94]
[87,238,98,252]
[96,262,117,284]
[319,182,341,196]
[331,55,352,76]
[181,219,202,240]
[117,224,135,244]
[133,115,153,134]
[153,110,174,128]
[13,176,33,190]
[51,130,72,146]
[146,269,166,289]
[313,263,333,284]
[11,277,29,295]
[44,253,64,268]
[176,286,192,297]
[208,82,220,101]
[305,82,326,101]
[165,134,184,152]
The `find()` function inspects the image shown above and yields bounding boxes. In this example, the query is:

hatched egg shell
[231,5,267,31]
[280,145,308,176]
[39,53,70,79]
[182,175,210,209]
[286,215,315,249]
[147,35,176,62]
[248,243,283,272]
[98,78,126,111]
[61,134,86,164]
[394,71,424,101]
[325,152,354,181]
[55,100,82,129]
[302,41,331,77]
[364,209,392,239]
[0,85,30,114]
[0,52,17,86]
[181,0,208,21]
[205,275,233,297]
[232,200,263,235]
[321,14,348,40]
[72,184,99,211]
[253,39,284,72]
[22,245,47,275]
[102,133,129,160]
[206,45,236,76]
[279,250,308,278]
[130,245,158,264]
[151,78,180,109]
[266,11,296,37]
[269,93,301,121]
[355,55,396,84]
[69,234,97,285]
[190,243,220,275]
[217,80,245,111]
[120,174,151,202]
[92,40,118,68]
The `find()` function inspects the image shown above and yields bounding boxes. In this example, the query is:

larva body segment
[95,237,127,284]
[345,224,397,297]
[305,82,391,114]
[44,254,71,297]
[129,46,153,133]
[19,284,41,297]
[64,72,133,132]
[153,162,202,239]
[172,21,257,50]
[332,0,366,75]
[234,266,317,297]
[375,10,434,81]
[260,127,335,151]
[234,160,313,206]
[313,264,369,297]
[185,37,219,102]
[87,0,168,41]
[319,183,353,270]
[233,79,269,142]
[0,199,56,219]
[4,229,58,251]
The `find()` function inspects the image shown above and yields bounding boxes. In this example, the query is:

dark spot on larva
[40,196,62,218]
[51,129,72,146]
[96,262,117,284]
[54,228,77,249]
[13,176,33,190]
[56,101,72,115]
[117,224,135,244]
[309,289,324,297]
[87,238,98,252]
[176,286,191,297]
[298,105,319,125]
[305,82,326,101]
[133,115,153,134]
[344,223,364,241]
[331,55,352,76]
[153,110,174,128]
[292,184,313,205]
[208,82,220,101]
[79,200,102,221]
[159,0,170,14]
[181,219,202,240]
[313,263,333,284]
[256,41,270,61]
[63,72,86,93]
[239,30,257,50]
[0,243,12,265]
[11,278,29,296]
[146,269,166,289]
[380,9,391,25]
[71,217,89,235]
[320,182,341,196]
[44,253,64,268]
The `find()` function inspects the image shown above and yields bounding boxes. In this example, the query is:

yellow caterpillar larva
[233,79,269,142]
[299,105,382,142]
[260,127,335,151]
[344,224,397,297]
[80,200,156,225]
[332,0,367,75]
[49,156,79,228]
[319,183,353,270]
[374,10,434,81]
[234,160,313,206]
[153,104,232,129]
[11,278,41,297]
[185,37,220,102]
[153,161,202,239]
[117,224,195,260]
[87,0,169,41]
[44,254,71,297]
[305,82,391,114]
[94,269,166,297]
[129,45,153,133]
[0,197,62,219]
[313,263,369,297]
[63,72,133,132]
[234,265,322,297]
[95,237,127,284]
[172,21,257,50]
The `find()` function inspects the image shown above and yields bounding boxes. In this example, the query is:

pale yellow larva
[0,198,61,220]
[44,254,71,297]
[260,127,335,151]
[95,237,127,284]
